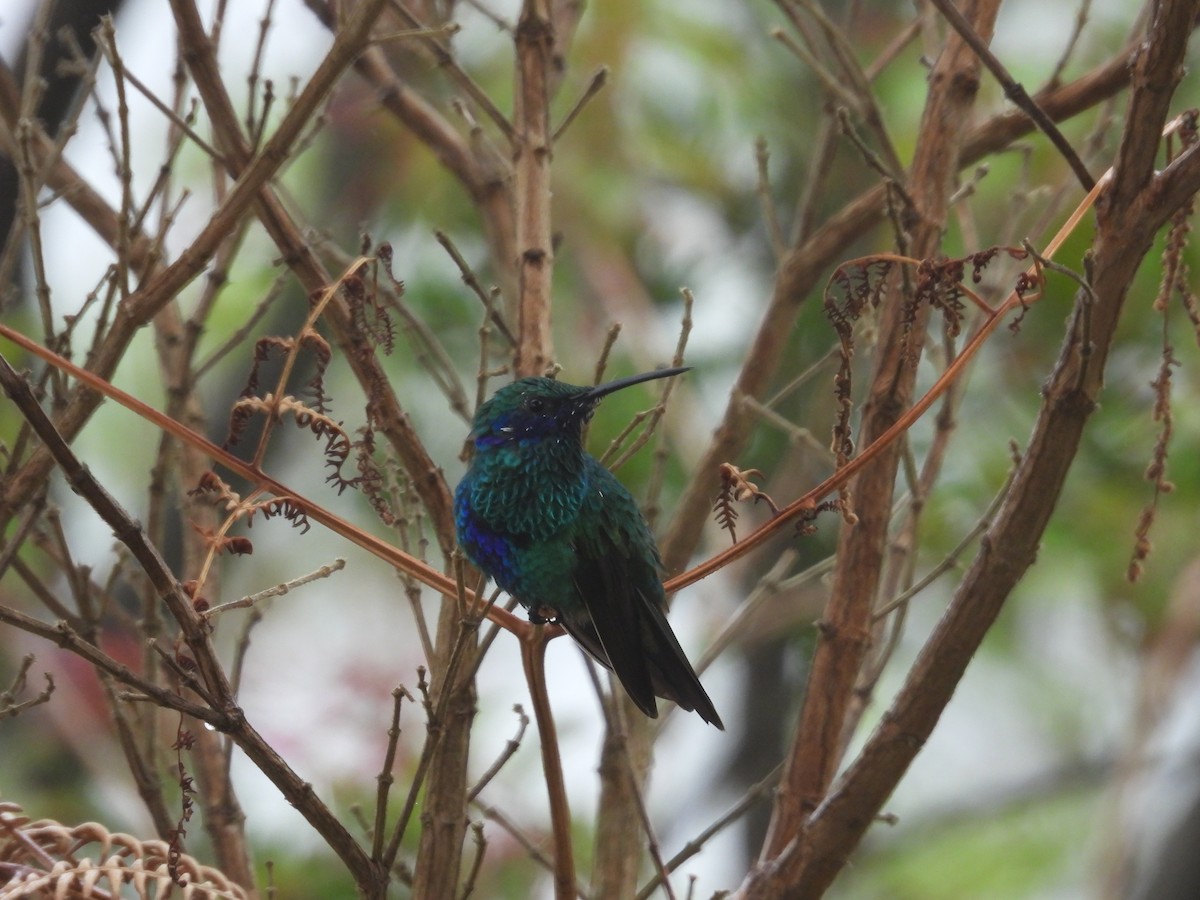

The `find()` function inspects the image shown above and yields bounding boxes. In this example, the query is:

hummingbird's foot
[527,606,559,625]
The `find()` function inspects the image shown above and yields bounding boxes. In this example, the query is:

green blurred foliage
[833,787,1099,900]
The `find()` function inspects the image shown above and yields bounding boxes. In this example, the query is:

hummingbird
[454,367,723,728]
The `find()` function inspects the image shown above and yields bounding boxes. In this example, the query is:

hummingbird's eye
[524,396,547,414]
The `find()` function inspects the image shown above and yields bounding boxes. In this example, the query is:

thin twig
[1047,0,1093,89]
[928,0,1095,190]
[193,269,290,380]
[836,107,910,193]
[116,59,224,162]
[436,229,517,346]
[469,798,589,898]
[618,736,675,900]
[771,27,863,114]
[202,559,346,620]
[635,764,784,900]
[603,291,693,471]
[873,463,1018,621]
[383,668,442,870]
[458,821,487,900]
[373,686,413,861]
[0,655,55,721]
[390,0,516,143]
[756,137,787,260]
[467,705,530,801]
[552,66,608,142]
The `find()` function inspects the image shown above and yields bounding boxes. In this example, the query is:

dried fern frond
[714,464,782,544]
[0,802,247,899]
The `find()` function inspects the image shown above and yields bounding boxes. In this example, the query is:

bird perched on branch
[455,367,723,728]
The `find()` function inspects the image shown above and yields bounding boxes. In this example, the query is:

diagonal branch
[928,0,1095,190]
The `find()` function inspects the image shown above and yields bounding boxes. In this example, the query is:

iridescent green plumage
[454,370,722,728]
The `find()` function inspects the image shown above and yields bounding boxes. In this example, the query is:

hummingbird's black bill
[584,366,691,401]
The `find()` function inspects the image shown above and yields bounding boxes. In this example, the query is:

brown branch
[389,1,515,143]
[760,0,1003,866]
[1103,3,1197,219]
[521,628,576,900]
[513,0,556,376]
[0,605,218,724]
[928,0,1095,190]
[381,670,441,871]
[373,686,411,862]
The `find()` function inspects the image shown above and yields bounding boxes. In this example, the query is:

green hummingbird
[454,367,723,728]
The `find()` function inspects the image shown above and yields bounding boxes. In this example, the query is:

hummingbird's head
[468,368,690,450]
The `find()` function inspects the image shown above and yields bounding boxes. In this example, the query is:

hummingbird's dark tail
[561,567,724,729]
[639,599,725,729]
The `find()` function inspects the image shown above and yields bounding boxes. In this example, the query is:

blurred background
[1,1,1199,897]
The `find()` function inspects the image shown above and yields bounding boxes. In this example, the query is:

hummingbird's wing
[637,593,724,729]
[563,462,724,729]
[564,546,723,728]
[565,539,661,718]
